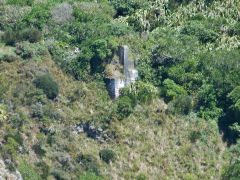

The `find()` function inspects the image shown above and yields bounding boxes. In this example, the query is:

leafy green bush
[167,96,194,115]
[76,153,100,175]
[227,86,240,120]
[35,162,50,179]
[116,96,134,120]
[0,55,21,63]
[2,28,42,45]
[33,73,59,99]
[32,142,46,157]
[2,30,18,45]
[222,162,240,180]
[20,28,42,43]
[99,149,115,163]
[120,81,158,104]
[22,4,50,30]
[188,130,201,143]
[16,41,49,60]
[181,21,219,43]
[7,0,34,6]
[0,5,31,30]
[51,170,70,180]
[4,133,23,145]
[51,3,74,24]
[162,79,187,103]
[136,173,148,180]
[196,83,223,120]
[110,0,146,16]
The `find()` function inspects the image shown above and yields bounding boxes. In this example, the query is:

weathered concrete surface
[108,46,138,98]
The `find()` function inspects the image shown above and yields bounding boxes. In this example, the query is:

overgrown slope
[0,0,240,179]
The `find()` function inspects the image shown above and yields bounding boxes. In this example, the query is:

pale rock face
[108,46,138,98]
[0,160,23,180]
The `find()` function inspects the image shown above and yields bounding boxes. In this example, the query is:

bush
[76,153,100,175]
[162,79,187,103]
[136,173,148,180]
[181,21,218,43]
[121,81,158,104]
[33,73,59,99]
[110,0,146,16]
[2,30,18,45]
[222,162,240,180]
[197,83,223,120]
[16,41,48,60]
[7,0,34,6]
[4,133,23,145]
[188,130,201,143]
[0,55,21,63]
[99,149,115,163]
[22,4,50,30]
[35,162,50,179]
[32,143,46,157]
[51,3,74,24]
[116,96,134,120]
[167,96,194,115]
[20,28,42,43]
[0,5,31,30]
[2,28,42,45]
[51,170,70,180]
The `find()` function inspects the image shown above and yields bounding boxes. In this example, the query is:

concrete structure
[108,46,138,98]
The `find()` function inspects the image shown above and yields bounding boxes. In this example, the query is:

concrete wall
[108,45,138,98]
[108,78,125,98]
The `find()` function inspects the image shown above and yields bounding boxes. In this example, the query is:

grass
[0,54,229,179]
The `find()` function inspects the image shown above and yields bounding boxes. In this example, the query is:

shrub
[22,4,50,30]
[0,55,21,63]
[110,0,146,16]
[197,83,223,119]
[2,28,42,45]
[32,143,46,157]
[0,5,31,30]
[51,3,74,24]
[2,30,18,45]
[181,21,218,43]
[121,81,158,104]
[76,153,100,175]
[227,86,240,120]
[31,102,44,118]
[35,162,50,179]
[222,162,240,180]
[16,41,48,60]
[162,79,187,103]
[136,173,148,180]
[55,152,75,171]
[33,73,59,99]
[4,133,23,145]
[7,0,34,6]
[188,130,201,143]
[0,104,7,124]
[20,28,42,43]
[116,96,134,120]
[99,149,115,163]
[51,170,70,180]
[167,96,194,115]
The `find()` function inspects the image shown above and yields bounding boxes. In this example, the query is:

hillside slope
[0,49,228,179]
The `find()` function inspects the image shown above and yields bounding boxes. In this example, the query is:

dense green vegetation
[0,0,239,179]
